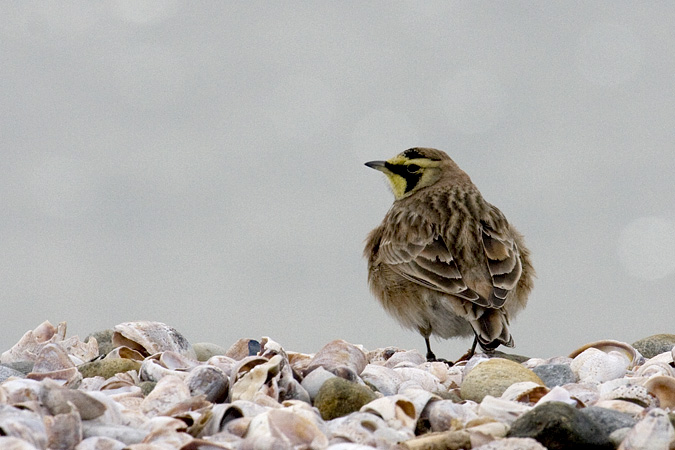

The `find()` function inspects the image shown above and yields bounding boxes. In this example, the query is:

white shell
[360,364,402,396]
[300,366,336,400]
[569,340,643,368]
[0,321,67,364]
[635,351,675,378]
[422,399,479,431]
[500,381,549,404]
[535,385,578,406]
[570,348,630,384]
[618,408,675,450]
[478,395,532,425]
[243,406,329,448]
[140,375,191,417]
[360,395,417,431]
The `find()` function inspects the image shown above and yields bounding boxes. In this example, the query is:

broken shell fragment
[644,375,675,409]
[112,321,196,360]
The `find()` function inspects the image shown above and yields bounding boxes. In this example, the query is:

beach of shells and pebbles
[0,320,674,450]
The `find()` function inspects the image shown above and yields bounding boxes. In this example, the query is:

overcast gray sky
[2,2,674,359]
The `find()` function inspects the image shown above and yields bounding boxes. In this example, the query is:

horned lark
[364,148,534,361]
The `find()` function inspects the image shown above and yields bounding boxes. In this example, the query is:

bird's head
[365,148,451,200]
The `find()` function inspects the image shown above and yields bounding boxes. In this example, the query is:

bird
[364,147,534,361]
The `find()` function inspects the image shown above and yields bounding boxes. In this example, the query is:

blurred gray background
[1,2,674,359]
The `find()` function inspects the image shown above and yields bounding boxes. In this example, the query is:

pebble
[508,401,613,449]
[532,363,576,387]
[460,358,545,402]
[314,376,377,420]
[0,321,673,449]
[632,333,675,359]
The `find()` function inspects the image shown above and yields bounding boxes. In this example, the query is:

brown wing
[481,223,522,308]
[377,234,488,305]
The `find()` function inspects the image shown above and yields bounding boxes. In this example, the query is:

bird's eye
[406,164,421,173]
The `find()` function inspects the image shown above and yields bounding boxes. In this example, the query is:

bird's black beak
[365,160,387,171]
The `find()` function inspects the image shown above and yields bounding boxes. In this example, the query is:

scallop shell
[570,347,630,384]
[644,375,675,409]
[112,321,196,360]
[618,408,675,450]
[569,340,642,368]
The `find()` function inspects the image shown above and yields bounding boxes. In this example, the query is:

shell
[75,436,126,450]
[394,367,445,395]
[570,347,630,384]
[560,383,600,407]
[0,405,48,449]
[243,405,329,448]
[618,408,675,449]
[104,346,145,361]
[140,375,191,417]
[535,385,579,407]
[111,321,196,360]
[360,395,417,431]
[644,375,675,409]
[40,379,107,419]
[300,366,337,400]
[326,411,414,446]
[44,405,83,450]
[0,437,41,450]
[185,365,229,403]
[229,354,283,402]
[199,401,268,437]
[383,350,426,368]
[0,321,67,364]
[569,340,642,368]
[594,399,646,415]
[26,343,82,387]
[304,339,367,377]
[422,399,479,431]
[360,364,402,397]
[635,351,675,378]
[225,338,261,360]
[599,383,656,408]
[500,381,550,404]
[478,395,532,425]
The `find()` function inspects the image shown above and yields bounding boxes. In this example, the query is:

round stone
[632,334,675,359]
[460,358,545,403]
[313,377,377,420]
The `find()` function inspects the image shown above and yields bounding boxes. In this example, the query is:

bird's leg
[424,336,436,362]
[454,335,479,363]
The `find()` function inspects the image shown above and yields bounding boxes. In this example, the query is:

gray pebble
[532,364,576,387]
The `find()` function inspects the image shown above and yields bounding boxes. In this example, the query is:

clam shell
[569,340,642,368]
[40,379,107,419]
[243,407,329,448]
[199,401,268,437]
[421,399,479,431]
[112,321,196,360]
[535,385,579,407]
[644,375,675,409]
